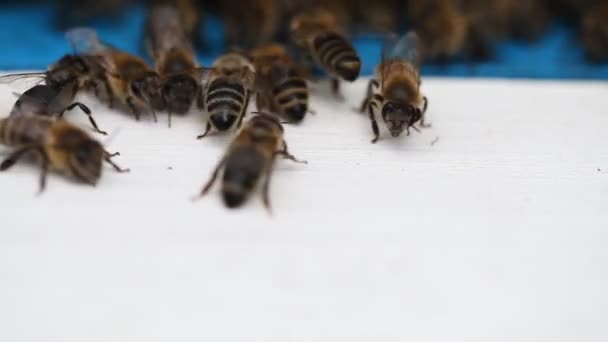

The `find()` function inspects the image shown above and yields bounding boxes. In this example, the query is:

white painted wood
[0,77,607,342]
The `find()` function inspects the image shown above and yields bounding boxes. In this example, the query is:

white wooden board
[0,77,607,342]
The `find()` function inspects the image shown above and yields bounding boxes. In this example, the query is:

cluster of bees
[57,0,608,62]
[3,0,605,210]
[0,0,432,210]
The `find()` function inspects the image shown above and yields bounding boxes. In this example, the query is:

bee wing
[383,31,422,68]
[0,73,46,88]
[66,27,111,55]
[147,6,192,55]
[0,73,46,83]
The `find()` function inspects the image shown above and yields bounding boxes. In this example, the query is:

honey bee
[222,0,279,48]
[289,6,361,97]
[360,32,430,143]
[0,52,111,102]
[458,0,513,60]
[66,28,164,122]
[174,0,202,38]
[500,0,550,41]
[194,113,306,210]
[249,44,310,122]
[196,52,255,139]
[408,0,469,60]
[10,82,107,135]
[150,0,203,45]
[581,1,608,61]
[354,0,404,33]
[0,116,129,193]
[146,3,201,123]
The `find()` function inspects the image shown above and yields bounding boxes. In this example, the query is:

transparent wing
[383,31,421,68]
[0,73,46,88]
[66,27,109,54]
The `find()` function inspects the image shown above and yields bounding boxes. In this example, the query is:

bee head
[161,73,199,114]
[382,102,421,137]
[57,128,104,184]
[47,55,99,88]
[132,72,164,111]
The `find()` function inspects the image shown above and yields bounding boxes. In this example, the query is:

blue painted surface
[1,4,608,79]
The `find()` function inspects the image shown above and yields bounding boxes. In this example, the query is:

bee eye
[383,103,395,115]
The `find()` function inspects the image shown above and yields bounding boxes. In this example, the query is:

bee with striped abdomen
[0,116,129,193]
[146,3,200,124]
[195,113,306,210]
[196,52,255,139]
[360,32,430,143]
[66,28,164,122]
[10,81,107,135]
[249,44,310,122]
[289,6,361,97]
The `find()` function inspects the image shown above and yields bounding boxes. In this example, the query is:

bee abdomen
[313,33,361,81]
[221,147,265,208]
[273,78,308,121]
[0,117,49,147]
[206,80,248,131]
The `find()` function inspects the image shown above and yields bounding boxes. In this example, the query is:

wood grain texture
[0,77,607,342]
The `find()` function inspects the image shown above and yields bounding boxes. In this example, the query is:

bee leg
[104,152,130,173]
[331,79,344,101]
[422,96,429,113]
[108,95,115,109]
[236,95,251,129]
[62,102,108,135]
[261,165,274,213]
[420,96,432,128]
[369,95,382,144]
[0,146,36,171]
[37,152,49,195]
[193,157,227,201]
[275,141,307,164]
[93,84,100,100]
[126,97,141,121]
[359,79,379,113]
[0,146,48,194]
[196,122,212,139]
[100,79,115,109]
[255,93,264,113]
